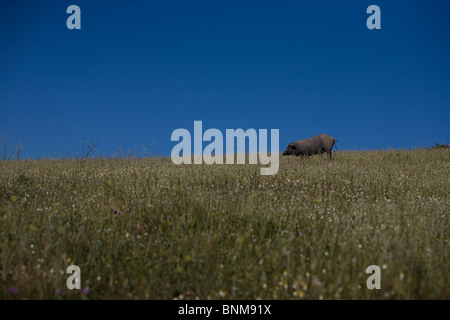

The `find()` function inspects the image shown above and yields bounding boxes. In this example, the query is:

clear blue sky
[1,0,449,158]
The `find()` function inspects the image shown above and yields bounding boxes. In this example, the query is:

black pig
[282,134,337,159]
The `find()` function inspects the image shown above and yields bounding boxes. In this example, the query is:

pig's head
[282,143,297,155]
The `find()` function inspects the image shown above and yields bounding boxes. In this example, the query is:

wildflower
[293,290,304,298]
[55,289,62,296]
[82,288,90,295]
[8,287,19,295]
[112,208,122,215]
[218,290,226,297]
[301,281,308,290]
[184,255,192,262]
[399,272,405,281]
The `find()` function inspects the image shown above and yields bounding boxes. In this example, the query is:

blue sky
[1,0,449,158]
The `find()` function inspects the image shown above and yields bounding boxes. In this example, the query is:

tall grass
[0,149,448,299]
[0,136,23,161]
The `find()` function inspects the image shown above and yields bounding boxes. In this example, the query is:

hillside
[0,149,448,299]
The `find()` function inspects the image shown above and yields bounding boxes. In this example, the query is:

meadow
[0,149,448,299]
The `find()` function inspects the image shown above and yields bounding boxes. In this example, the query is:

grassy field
[0,149,448,299]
